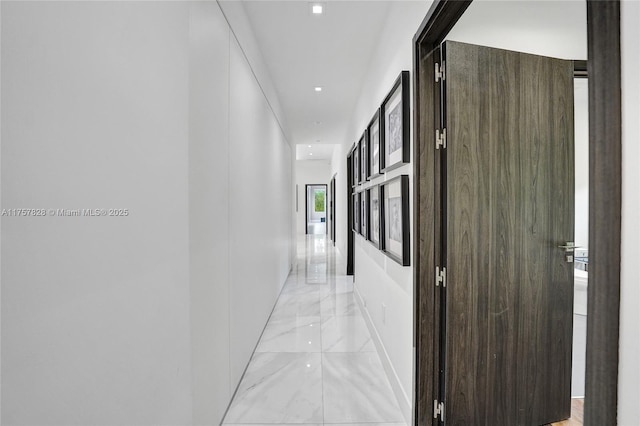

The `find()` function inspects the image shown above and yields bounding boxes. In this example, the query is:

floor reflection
[222,234,406,425]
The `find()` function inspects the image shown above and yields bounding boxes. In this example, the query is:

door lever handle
[558,242,582,263]
[558,242,581,252]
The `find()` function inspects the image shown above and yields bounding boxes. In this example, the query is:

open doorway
[305,184,327,235]
[414,1,620,425]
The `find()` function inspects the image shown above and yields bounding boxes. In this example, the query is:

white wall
[1,2,292,425]
[295,160,331,235]
[188,3,230,423]
[1,3,192,424]
[618,1,640,424]
[228,33,292,387]
[330,1,432,420]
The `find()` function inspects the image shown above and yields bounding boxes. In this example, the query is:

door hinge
[436,128,447,150]
[435,266,446,287]
[433,399,445,421]
[435,61,445,82]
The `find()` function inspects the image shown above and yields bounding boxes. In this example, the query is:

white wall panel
[1,2,293,425]
[1,3,192,424]
[188,2,231,424]
[228,35,292,389]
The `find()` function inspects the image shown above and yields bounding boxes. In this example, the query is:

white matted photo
[382,175,409,265]
[368,109,381,179]
[381,71,410,171]
[367,185,381,248]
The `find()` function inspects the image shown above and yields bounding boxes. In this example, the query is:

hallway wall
[295,161,331,235]
[1,2,292,425]
[331,1,432,420]
[619,1,640,423]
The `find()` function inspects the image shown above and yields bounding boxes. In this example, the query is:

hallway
[222,235,406,425]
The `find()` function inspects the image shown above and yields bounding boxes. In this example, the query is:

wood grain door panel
[442,41,574,426]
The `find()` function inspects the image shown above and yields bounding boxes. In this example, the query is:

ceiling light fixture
[310,153,313,156]
[314,86,322,92]
[312,4,323,14]
[308,145,311,148]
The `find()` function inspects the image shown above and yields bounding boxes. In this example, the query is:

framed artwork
[381,71,410,172]
[367,185,381,248]
[360,131,368,183]
[360,190,367,238]
[367,109,382,179]
[352,143,360,188]
[352,192,360,233]
[381,175,410,266]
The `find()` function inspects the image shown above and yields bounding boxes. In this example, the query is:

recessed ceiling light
[309,153,313,156]
[314,86,322,92]
[312,4,323,14]
[308,145,311,148]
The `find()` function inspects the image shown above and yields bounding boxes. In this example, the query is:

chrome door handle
[558,242,582,263]
[558,242,581,252]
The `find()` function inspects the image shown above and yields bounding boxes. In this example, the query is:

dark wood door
[440,41,574,425]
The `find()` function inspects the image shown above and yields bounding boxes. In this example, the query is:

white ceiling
[295,143,336,162]
[230,0,587,165]
[240,1,393,148]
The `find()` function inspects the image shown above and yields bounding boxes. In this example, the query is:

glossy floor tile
[223,352,323,424]
[223,234,406,426]
[323,352,404,424]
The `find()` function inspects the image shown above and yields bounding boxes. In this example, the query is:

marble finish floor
[223,235,406,426]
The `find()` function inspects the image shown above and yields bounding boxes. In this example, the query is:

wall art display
[381,71,410,172]
[367,185,381,248]
[352,143,360,188]
[381,175,409,266]
[360,131,368,183]
[360,190,367,238]
[352,192,360,233]
[367,109,382,179]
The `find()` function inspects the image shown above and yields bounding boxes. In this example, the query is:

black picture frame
[381,175,410,265]
[352,143,360,188]
[360,190,367,238]
[380,71,410,172]
[352,192,360,233]
[367,185,382,249]
[360,131,368,183]
[367,109,382,179]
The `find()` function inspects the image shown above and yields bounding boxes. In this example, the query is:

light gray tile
[322,352,404,424]
[224,352,323,424]
[271,293,321,318]
[321,315,375,352]
[321,292,360,317]
[256,316,321,352]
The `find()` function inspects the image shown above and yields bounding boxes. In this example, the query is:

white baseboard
[354,285,411,425]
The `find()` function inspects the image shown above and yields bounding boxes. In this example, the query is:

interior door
[440,41,574,425]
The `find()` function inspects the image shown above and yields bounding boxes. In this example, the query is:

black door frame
[330,174,337,245]
[305,184,327,235]
[347,149,355,275]
[413,1,621,424]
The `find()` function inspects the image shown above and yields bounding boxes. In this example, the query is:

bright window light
[314,86,322,92]
[312,4,323,14]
